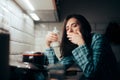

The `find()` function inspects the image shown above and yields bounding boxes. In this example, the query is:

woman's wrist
[77,40,85,46]
[46,43,51,48]
[46,45,50,49]
[46,42,51,48]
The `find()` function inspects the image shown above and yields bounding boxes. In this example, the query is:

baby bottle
[50,27,60,47]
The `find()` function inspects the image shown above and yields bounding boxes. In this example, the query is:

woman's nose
[68,27,73,32]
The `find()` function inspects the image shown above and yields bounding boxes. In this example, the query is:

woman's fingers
[67,33,73,39]
[46,32,59,47]
[47,32,58,42]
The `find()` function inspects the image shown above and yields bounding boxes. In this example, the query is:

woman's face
[66,18,80,35]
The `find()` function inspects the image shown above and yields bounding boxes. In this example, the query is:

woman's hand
[46,32,59,48]
[67,31,85,46]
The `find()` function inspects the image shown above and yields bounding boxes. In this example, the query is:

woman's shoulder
[91,33,104,40]
[91,33,107,47]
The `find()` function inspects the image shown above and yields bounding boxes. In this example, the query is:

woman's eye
[72,24,77,27]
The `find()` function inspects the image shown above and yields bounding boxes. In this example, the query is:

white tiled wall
[0,0,35,61]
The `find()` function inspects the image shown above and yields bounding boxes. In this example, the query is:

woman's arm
[45,47,74,69]
[45,47,59,64]
[72,34,104,78]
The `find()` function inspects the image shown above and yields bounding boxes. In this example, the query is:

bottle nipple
[53,27,58,34]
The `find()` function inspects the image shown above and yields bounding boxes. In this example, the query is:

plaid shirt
[45,33,116,79]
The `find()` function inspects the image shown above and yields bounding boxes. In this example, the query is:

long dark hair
[60,14,92,57]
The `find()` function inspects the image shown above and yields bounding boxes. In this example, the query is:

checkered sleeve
[59,56,74,69]
[72,34,104,78]
[45,48,74,69]
[45,47,59,64]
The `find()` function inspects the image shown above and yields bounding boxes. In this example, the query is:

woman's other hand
[67,31,85,46]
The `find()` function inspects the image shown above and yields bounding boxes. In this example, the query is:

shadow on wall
[104,22,120,78]
[104,22,120,44]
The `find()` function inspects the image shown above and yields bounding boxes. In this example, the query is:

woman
[45,14,118,80]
